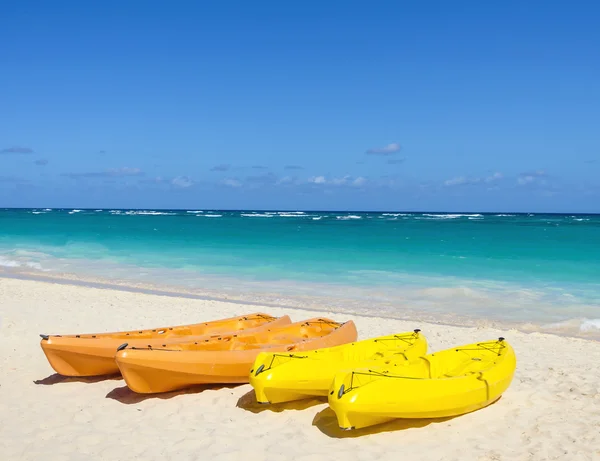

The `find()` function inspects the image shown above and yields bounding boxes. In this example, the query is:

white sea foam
[0,257,21,268]
[25,261,44,270]
[580,319,600,331]
[277,213,311,217]
[68,209,82,214]
[203,214,223,218]
[495,214,516,217]
[186,210,204,213]
[125,211,176,216]
[382,213,410,217]
[423,213,483,219]
[0,255,47,271]
[31,211,46,214]
[336,215,362,220]
[241,213,273,217]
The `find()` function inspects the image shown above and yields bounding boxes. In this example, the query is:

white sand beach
[1,277,599,461]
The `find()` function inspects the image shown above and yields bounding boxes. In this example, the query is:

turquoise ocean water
[1,208,599,338]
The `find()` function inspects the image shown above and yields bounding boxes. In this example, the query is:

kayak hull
[328,338,516,430]
[116,318,358,393]
[250,330,427,404]
[40,313,289,377]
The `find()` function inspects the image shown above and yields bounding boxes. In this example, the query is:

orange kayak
[40,313,289,377]
[115,318,358,393]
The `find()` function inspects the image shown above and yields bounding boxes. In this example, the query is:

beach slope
[1,277,599,460]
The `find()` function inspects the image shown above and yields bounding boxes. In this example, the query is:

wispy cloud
[275,176,300,185]
[517,170,547,186]
[210,164,231,172]
[1,146,34,154]
[62,167,144,178]
[444,172,503,187]
[284,165,304,170]
[366,143,401,155]
[308,175,367,187]
[171,176,194,188]
[308,175,327,185]
[444,176,474,187]
[34,159,49,166]
[484,172,503,183]
[584,159,597,164]
[221,178,243,188]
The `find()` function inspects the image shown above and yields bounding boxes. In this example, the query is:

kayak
[115,317,358,393]
[329,337,516,430]
[40,313,289,377]
[250,329,427,404]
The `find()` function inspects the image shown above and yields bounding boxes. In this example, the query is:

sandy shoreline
[1,277,599,460]
[2,268,599,341]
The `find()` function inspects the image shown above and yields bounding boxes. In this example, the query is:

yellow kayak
[328,337,516,430]
[249,329,427,404]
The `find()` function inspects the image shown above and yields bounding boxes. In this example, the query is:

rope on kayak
[341,370,427,394]
[454,340,506,356]
[339,339,508,395]
[128,345,183,351]
[253,352,308,376]
[301,319,343,328]
[374,332,419,346]
[245,314,277,321]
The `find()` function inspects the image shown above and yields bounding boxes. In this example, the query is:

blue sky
[1,0,598,211]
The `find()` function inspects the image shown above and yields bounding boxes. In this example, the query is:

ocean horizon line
[1,207,599,215]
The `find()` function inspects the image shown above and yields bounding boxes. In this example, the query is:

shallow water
[1,208,599,338]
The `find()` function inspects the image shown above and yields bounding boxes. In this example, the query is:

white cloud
[309,176,327,184]
[366,143,401,155]
[517,175,535,185]
[352,176,367,186]
[485,172,503,183]
[330,176,350,186]
[171,176,194,188]
[308,175,367,187]
[444,172,503,187]
[276,176,295,185]
[444,176,470,186]
[517,170,547,186]
[221,178,242,188]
